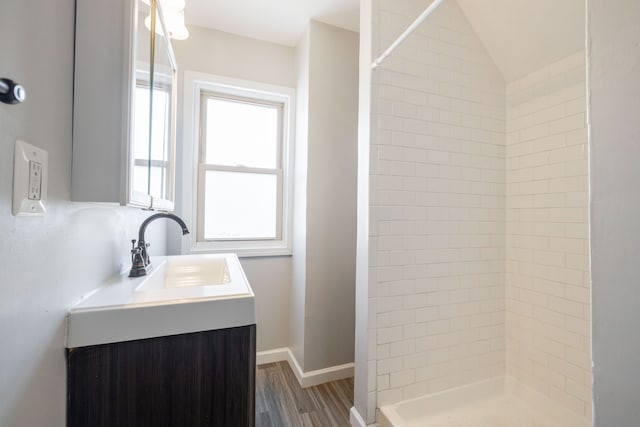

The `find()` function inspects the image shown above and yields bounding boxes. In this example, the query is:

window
[132,81,171,199]
[182,72,294,256]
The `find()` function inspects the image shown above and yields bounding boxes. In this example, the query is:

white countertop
[66,253,256,348]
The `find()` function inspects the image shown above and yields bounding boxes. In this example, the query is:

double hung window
[183,73,294,256]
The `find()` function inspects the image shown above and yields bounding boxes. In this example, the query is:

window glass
[134,86,151,160]
[150,88,169,161]
[204,97,279,169]
[133,164,148,195]
[133,85,170,198]
[203,170,278,240]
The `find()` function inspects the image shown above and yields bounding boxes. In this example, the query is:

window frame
[181,71,295,257]
[197,92,284,242]
[133,77,172,200]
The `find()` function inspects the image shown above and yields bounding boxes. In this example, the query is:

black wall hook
[0,78,26,104]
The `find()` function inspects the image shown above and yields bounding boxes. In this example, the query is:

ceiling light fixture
[144,0,189,40]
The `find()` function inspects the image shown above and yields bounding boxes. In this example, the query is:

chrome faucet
[129,213,190,277]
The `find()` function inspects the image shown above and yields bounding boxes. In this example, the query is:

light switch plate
[13,140,48,216]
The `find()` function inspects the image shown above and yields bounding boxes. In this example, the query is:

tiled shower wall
[370,0,506,408]
[506,52,591,421]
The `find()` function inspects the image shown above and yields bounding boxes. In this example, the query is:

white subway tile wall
[506,51,591,421]
[371,0,506,408]
[368,0,590,421]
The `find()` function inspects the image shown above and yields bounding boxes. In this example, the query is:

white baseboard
[256,347,289,365]
[350,406,371,427]
[257,347,354,389]
[286,348,354,388]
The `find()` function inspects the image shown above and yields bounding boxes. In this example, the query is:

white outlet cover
[13,140,48,216]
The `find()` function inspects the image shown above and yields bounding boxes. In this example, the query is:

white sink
[137,255,231,290]
[66,253,255,348]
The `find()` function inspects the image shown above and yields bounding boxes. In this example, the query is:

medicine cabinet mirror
[72,0,177,211]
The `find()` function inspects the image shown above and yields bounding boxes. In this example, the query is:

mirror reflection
[131,0,176,204]
[149,9,175,201]
[132,0,152,198]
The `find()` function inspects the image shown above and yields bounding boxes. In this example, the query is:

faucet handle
[130,240,143,261]
[129,243,148,277]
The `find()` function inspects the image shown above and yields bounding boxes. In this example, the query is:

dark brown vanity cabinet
[67,325,256,427]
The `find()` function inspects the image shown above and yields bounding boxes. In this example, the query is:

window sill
[184,241,292,258]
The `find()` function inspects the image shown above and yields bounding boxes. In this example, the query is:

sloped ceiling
[184,0,585,82]
[457,0,585,82]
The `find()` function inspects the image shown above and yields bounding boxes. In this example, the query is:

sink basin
[66,253,255,348]
[137,255,230,290]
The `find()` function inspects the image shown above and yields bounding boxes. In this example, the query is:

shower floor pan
[379,377,588,427]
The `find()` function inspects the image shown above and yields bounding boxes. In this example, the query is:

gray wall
[172,23,359,366]
[292,21,359,372]
[291,26,311,366]
[589,0,640,425]
[171,25,296,352]
[0,1,166,426]
[304,20,359,371]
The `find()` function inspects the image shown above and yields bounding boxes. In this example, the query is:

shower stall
[353,0,590,425]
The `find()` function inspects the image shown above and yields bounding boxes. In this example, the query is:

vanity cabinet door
[66,325,256,427]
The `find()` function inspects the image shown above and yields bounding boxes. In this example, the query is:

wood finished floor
[256,362,354,427]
